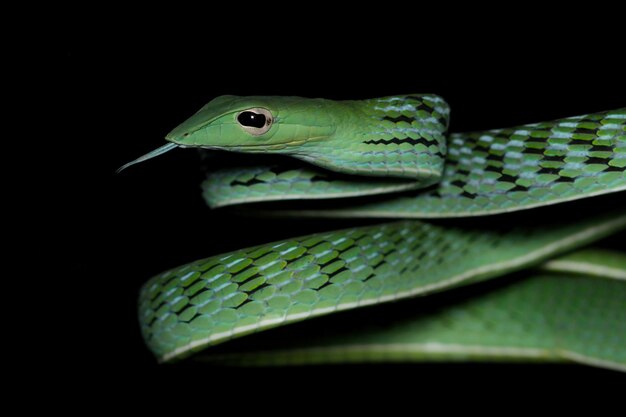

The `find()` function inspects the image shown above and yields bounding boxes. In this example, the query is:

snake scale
[122,95,626,370]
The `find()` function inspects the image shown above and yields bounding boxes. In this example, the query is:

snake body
[129,95,626,369]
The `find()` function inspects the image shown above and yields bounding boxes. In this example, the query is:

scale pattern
[315,94,450,178]
[202,164,414,208]
[138,214,626,362]
[201,108,626,216]
[353,108,626,216]
[200,271,626,369]
[135,96,626,370]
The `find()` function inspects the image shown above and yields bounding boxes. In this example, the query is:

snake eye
[237,108,273,135]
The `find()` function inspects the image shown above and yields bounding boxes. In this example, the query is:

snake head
[116,95,339,173]
[119,94,449,181]
[165,95,338,151]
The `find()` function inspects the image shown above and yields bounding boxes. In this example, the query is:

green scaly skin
[198,105,626,215]
[131,95,626,369]
[140,212,626,365]
[170,94,448,183]
[199,252,626,370]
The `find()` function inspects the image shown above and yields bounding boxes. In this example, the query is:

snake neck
[292,94,450,186]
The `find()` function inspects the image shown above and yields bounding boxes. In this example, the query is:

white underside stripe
[206,344,626,371]
[297,184,626,219]
[542,260,626,281]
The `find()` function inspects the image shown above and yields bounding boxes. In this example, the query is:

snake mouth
[192,138,310,152]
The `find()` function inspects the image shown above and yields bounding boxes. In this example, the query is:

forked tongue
[116,143,178,173]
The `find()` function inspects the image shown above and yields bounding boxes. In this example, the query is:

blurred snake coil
[125,95,626,370]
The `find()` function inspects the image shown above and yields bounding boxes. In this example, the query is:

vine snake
[124,95,626,370]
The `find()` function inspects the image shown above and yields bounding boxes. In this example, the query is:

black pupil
[238,111,267,128]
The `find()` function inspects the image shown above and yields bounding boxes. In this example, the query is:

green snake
[123,95,626,370]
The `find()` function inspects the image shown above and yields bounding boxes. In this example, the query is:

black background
[59,31,626,397]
